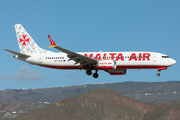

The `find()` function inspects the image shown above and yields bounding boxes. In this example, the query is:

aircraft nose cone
[173,59,176,65]
[170,59,176,65]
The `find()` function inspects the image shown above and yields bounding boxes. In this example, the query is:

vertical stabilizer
[15,24,53,55]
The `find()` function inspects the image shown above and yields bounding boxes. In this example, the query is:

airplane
[4,24,176,78]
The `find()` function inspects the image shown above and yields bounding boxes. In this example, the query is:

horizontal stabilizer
[4,49,31,58]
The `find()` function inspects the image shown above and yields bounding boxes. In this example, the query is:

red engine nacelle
[96,60,116,70]
[105,69,127,75]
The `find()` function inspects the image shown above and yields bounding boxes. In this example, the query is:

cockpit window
[162,56,169,58]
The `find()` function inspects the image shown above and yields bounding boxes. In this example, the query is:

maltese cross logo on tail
[19,34,30,46]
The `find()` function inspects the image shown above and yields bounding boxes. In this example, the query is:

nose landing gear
[156,70,161,76]
[156,73,160,76]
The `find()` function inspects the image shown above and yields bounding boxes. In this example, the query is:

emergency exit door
[153,54,157,62]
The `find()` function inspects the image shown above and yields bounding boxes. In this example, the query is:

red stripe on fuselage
[40,65,168,70]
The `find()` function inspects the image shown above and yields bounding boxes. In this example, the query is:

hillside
[0,102,47,120]
[13,88,180,120]
[144,102,180,120]
[1,81,180,104]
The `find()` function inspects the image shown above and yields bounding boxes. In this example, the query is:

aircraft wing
[47,35,98,66]
[4,49,31,58]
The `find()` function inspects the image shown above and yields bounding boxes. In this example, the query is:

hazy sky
[0,0,179,90]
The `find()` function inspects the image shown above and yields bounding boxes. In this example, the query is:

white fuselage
[18,51,176,70]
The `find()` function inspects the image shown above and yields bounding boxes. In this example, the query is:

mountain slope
[1,81,180,104]
[144,102,180,120]
[13,88,171,120]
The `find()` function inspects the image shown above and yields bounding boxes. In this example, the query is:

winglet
[47,34,57,48]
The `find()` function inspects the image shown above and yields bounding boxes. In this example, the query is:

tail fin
[15,24,53,55]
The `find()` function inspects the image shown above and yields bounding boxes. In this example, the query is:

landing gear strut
[156,70,160,76]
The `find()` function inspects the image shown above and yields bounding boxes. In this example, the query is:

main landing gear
[86,70,99,78]
[156,70,160,76]
[93,71,98,78]
[86,70,92,75]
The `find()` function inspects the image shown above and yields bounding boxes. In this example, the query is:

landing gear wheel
[156,73,160,76]
[86,70,92,75]
[93,73,99,78]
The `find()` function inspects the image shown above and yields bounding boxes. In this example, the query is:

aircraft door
[153,54,157,62]
[39,55,43,64]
